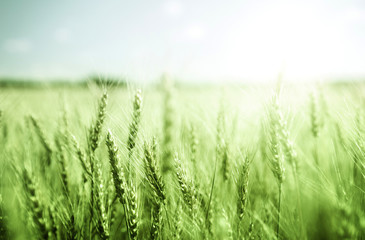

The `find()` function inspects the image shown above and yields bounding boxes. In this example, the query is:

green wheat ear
[236,154,250,222]
[236,153,251,239]
[174,152,197,217]
[71,134,91,181]
[161,75,174,174]
[88,92,108,153]
[216,100,231,182]
[143,138,166,240]
[189,124,198,166]
[143,141,166,202]
[271,94,297,169]
[150,198,162,240]
[127,89,143,157]
[127,184,138,240]
[127,89,143,181]
[310,91,320,138]
[106,129,127,205]
[267,94,285,184]
[107,129,142,240]
[22,169,49,239]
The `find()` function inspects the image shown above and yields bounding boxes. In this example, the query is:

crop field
[0,81,365,240]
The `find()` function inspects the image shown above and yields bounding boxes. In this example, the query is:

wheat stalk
[267,94,285,239]
[272,93,305,239]
[106,129,136,239]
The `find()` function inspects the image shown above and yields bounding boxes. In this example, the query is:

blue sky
[1,0,365,82]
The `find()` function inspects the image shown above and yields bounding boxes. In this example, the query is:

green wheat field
[0,80,365,240]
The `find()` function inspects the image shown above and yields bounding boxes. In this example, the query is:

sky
[0,0,365,83]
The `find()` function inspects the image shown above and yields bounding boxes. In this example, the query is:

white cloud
[3,38,32,53]
[163,0,183,17]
